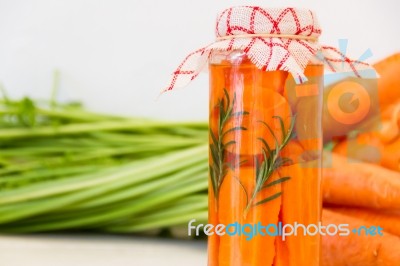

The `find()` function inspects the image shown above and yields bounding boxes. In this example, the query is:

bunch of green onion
[0,94,209,233]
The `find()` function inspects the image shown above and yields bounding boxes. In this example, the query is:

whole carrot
[333,132,400,171]
[280,140,305,164]
[322,209,400,266]
[374,53,400,108]
[322,152,400,210]
[328,207,400,237]
[381,140,400,171]
[217,169,247,266]
[208,186,219,266]
[241,170,282,266]
[333,101,400,171]
[277,161,322,266]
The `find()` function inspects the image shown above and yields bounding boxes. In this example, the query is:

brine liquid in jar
[208,50,323,266]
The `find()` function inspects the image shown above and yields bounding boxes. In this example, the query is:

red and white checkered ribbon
[164,6,374,92]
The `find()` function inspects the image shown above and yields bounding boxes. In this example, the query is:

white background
[0,0,399,121]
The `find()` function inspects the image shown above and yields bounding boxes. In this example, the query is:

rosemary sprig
[209,89,248,203]
[244,115,296,215]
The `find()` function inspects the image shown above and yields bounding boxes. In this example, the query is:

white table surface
[0,234,207,266]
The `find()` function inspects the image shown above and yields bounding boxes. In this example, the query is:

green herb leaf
[231,111,249,117]
[208,88,249,204]
[262,176,290,189]
[254,192,282,206]
[222,126,246,138]
[245,115,296,212]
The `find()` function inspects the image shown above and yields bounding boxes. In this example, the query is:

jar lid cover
[164,6,375,92]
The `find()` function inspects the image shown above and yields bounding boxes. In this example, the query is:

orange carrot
[223,88,292,155]
[273,235,290,266]
[241,170,281,266]
[333,131,400,171]
[283,64,324,111]
[333,132,384,164]
[278,161,322,266]
[322,209,400,266]
[217,168,281,266]
[381,99,400,123]
[217,169,247,266]
[322,152,400,210]
[274,64,323,266]
[284,64,323,157]
[295,95,322,156]
[328,207,400,237]
[210,63,292,155]
[374,53,400,108]
[381,140,400,171]
[261,70,288,94]
[333,101,400,171]
[208,183,219,266]
[280,140,306,164]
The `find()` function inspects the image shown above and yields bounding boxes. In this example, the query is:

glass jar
[208,50,323,266]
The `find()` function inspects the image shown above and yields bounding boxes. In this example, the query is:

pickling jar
[165,6,373,266]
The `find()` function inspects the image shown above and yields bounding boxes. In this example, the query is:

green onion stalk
[0,95,209,234]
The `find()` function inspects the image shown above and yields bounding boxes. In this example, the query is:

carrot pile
[320,53,400,266]
[322,152,400,210]
[321,152,400,266]
[322,210,400,266]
